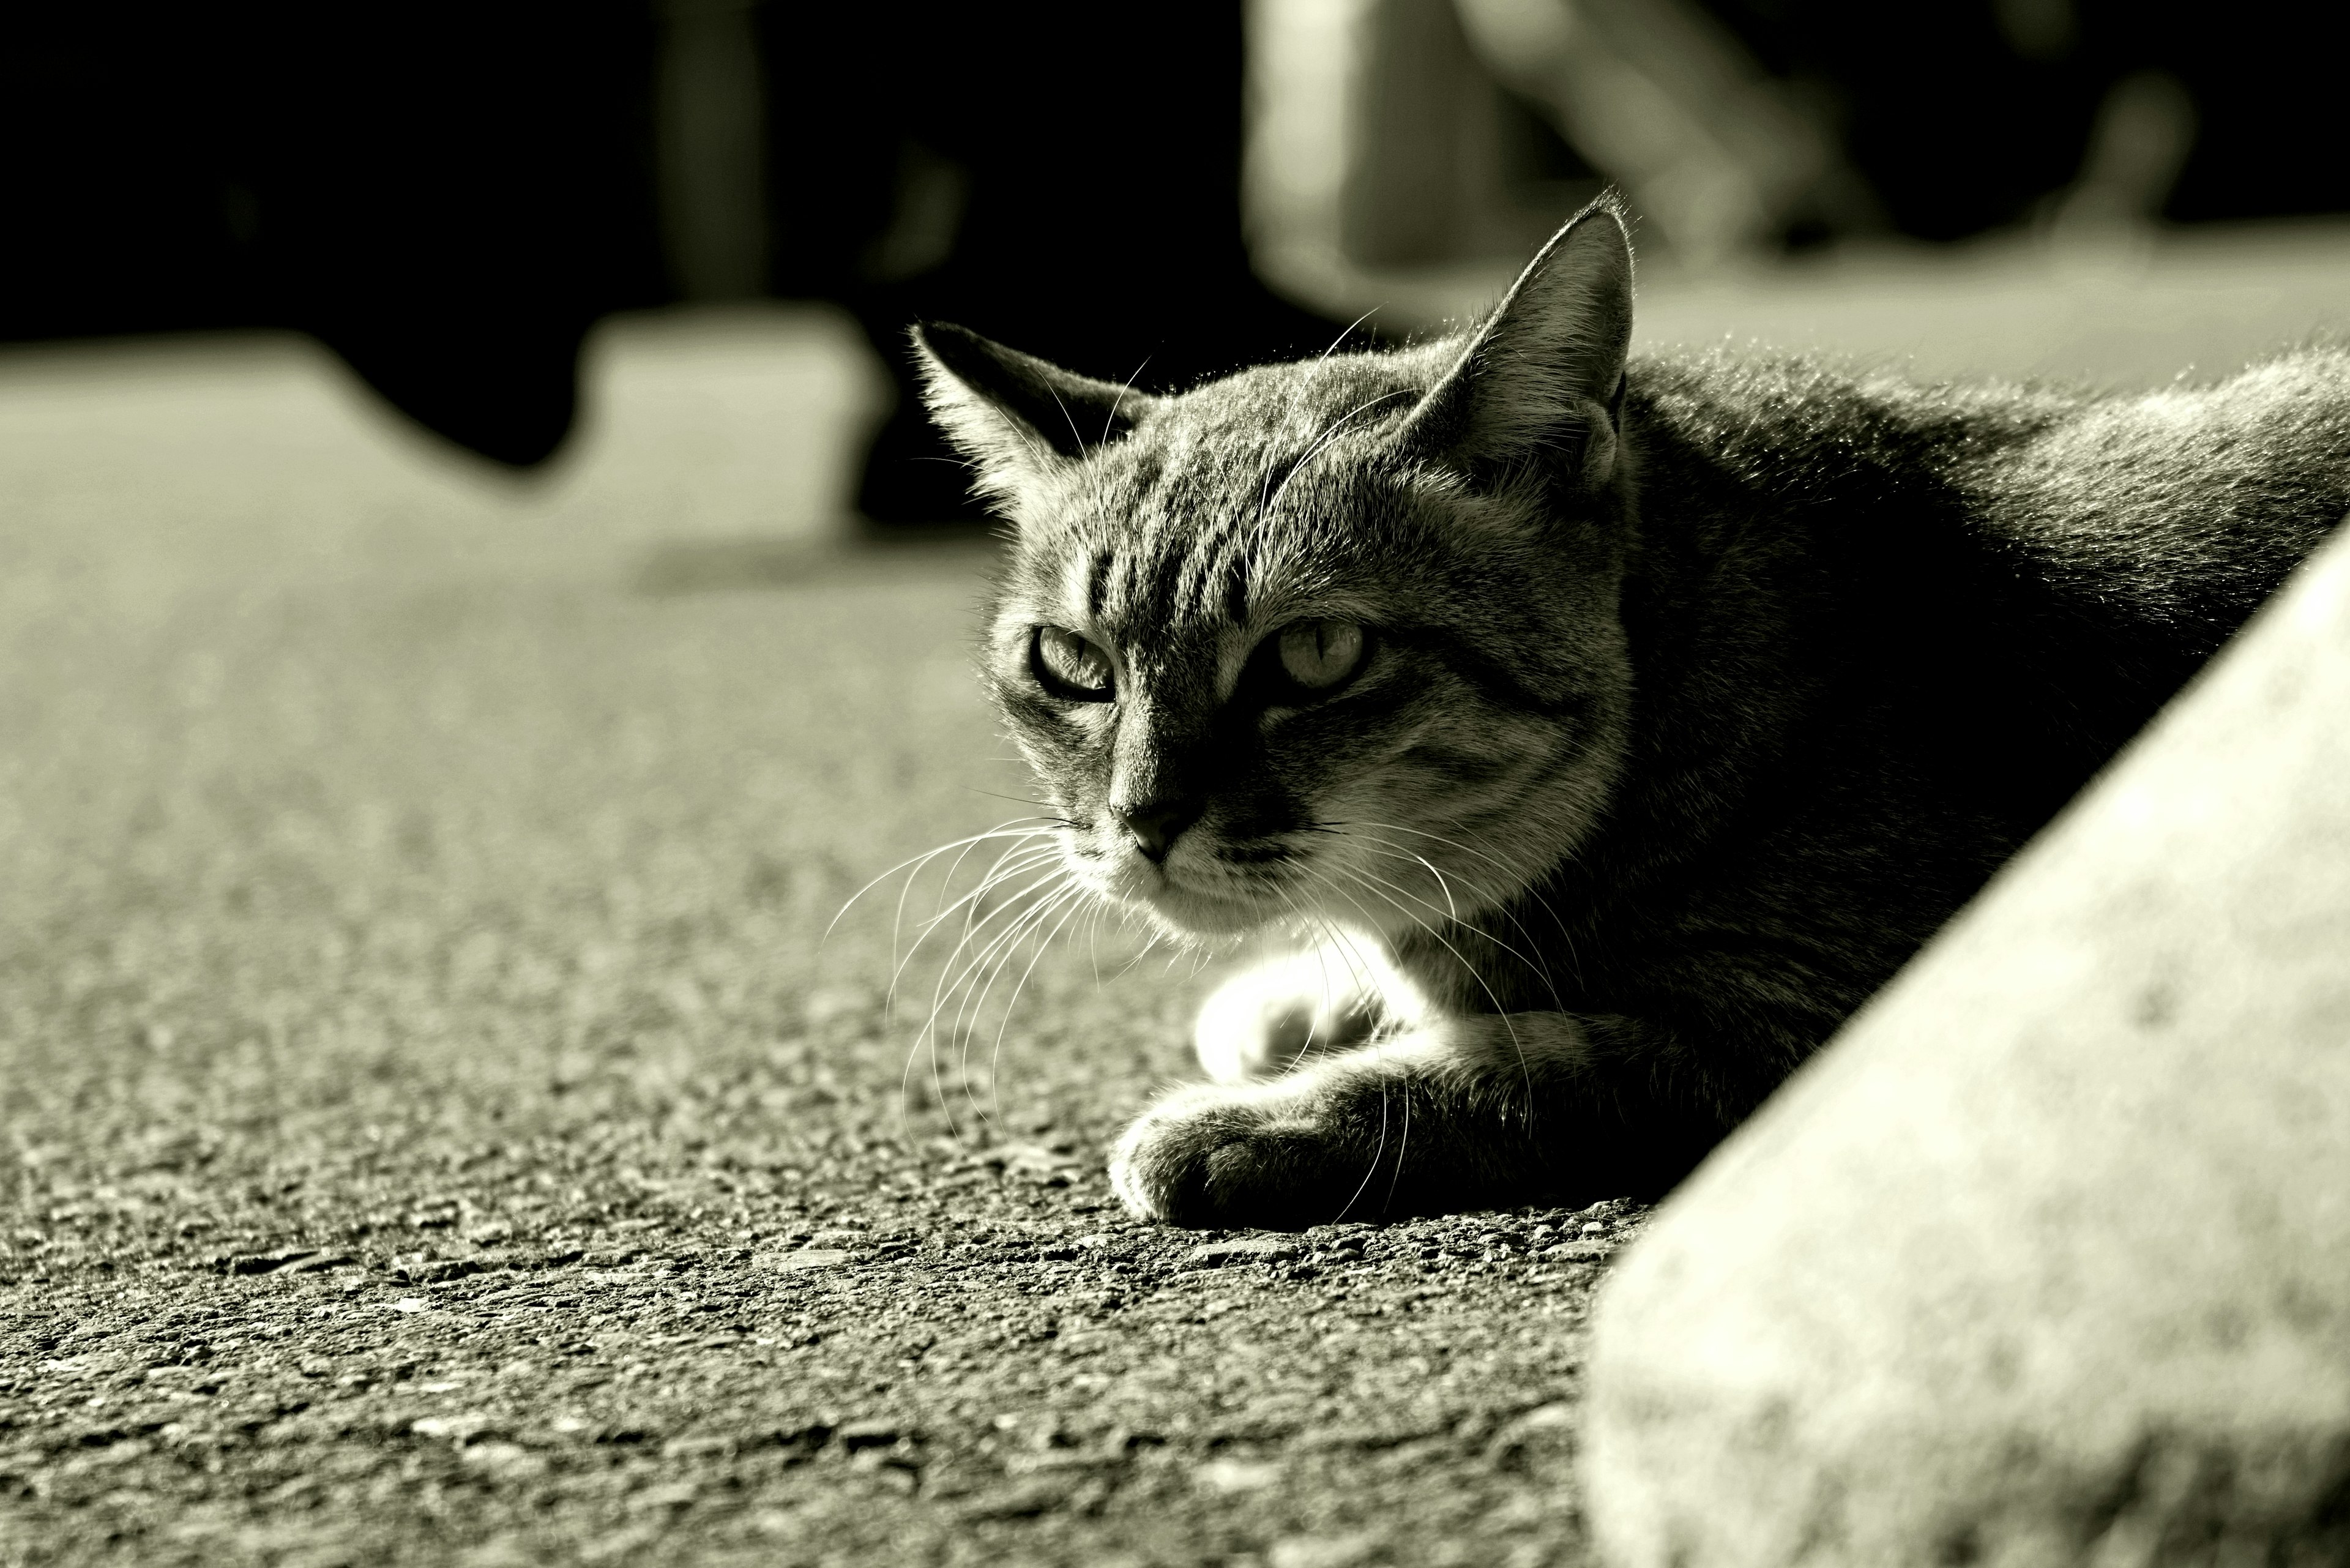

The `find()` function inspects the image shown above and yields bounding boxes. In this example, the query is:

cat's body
[913,200,2347,1228]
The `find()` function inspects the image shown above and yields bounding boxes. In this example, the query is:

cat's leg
[1111,1012,1724,1228]
[1190,936,1410,1085]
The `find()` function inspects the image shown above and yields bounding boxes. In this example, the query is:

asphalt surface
[0,351,1638,1566]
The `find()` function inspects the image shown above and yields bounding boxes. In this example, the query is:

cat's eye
[1031,625,1116,701]
[1275,619,1367,693]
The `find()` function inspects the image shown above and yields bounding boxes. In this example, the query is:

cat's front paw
[1191,941,1397,1085]
[1109,1076,1381,1230]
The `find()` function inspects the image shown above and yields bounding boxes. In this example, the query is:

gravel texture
[0,362,1641,1566]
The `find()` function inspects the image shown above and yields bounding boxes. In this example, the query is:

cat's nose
[1113,797,1203,862]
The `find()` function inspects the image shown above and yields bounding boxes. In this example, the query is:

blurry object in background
[1698,1,2350,239]
[1247,0,1595,324]
[2045,69,2198,248]
[1452,0,1876,268]
[1247,0,2350,393]
[657,0,770,302]
[4,2,1334,521]
[1318,0,1602,270]
[1246,0,1874,319]
[766,2,1350,528]
[266,5,662,469]
[1707,0,2104,245]
[8,1,2346,502]
[2,4,664,469]
[859,141,970,288]
[1991,0,2076,62]
[1247,0,2350,331]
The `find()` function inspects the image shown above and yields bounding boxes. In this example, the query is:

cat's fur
[913,196,2348,1229]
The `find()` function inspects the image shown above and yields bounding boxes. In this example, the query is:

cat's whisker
[882,846,1064,1020]
[1316,819,1546,914]
[957,785,1077,818]
[1264,387,1415,515]
[1332,1073,1392,1225]
[1305,917,1387,1042]
[923,869,1072,1051]
[954,902,1067,1133]
[901,885,1047,1144]
[1417,851,1460,923]
[906,844,1062,941]
[1313,308,1380,374]
[1340,835,1499,918]
[906,865,1073,1088]
[1310,833,1547,975]
[826,818,1059,947]
[943,883,1069,1071]
[1382,1072,1413,1217]
[1102,356,1152,447]
[932,836,1080,994]
[1263,887,1373,1073]
[952,883,1075,1129]
[1331,837,1471,927]
[984,884,1095,1123]
[1340,859,1556,1012]
[952,876,1078,1052]
[1299,913,1371,1031]
[1326,868,1536,1119]
[1111,927,1164,982]
[857,833,1058,1044]
[1325,818,1584,985]
[1043,384,1091,462]
[892,825,1056,973]
[1256,306,1386,527]
[1334,838,1567,1010]
[937,824,1062,930]
[899,1001,959,1148]
[906,873,1073,1137]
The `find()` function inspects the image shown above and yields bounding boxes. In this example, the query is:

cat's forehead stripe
[1082,549,1110,625]
[1059,499,1319,651]
[1218,552,1252,628]
[1028,359,1423,649]
[1053,551,1087,626]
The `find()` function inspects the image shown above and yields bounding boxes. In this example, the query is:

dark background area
[1699,0,2350,242]
[6,1,2346,495]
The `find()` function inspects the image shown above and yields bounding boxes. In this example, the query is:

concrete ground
[4,225,2348,1567]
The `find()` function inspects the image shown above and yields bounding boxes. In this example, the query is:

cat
[909,195,2348,1230]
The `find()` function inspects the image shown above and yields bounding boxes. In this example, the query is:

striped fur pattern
[913,197,2349,1228]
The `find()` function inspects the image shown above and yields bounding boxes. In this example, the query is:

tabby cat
[911,196,2346,1229]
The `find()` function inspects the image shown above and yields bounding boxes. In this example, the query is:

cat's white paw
[1191,939,1408,1084]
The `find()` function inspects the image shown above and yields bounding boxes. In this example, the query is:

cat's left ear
[912,323,1159,502]
[1389,195,1633,490]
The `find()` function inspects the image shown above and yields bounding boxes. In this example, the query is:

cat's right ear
[1387,196,1633,493]
[911,323,1157,502]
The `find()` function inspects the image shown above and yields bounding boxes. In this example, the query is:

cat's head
[916,200,1639,948]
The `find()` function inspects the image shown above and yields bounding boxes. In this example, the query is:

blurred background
[8,0,2350,543]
